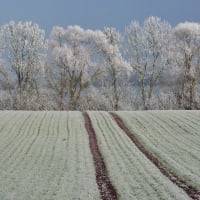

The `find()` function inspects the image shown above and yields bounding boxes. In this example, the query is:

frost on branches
[0,17,199,110]
[173,22,200,109]
[47,25,129,110]
[102,27,131,110]
[0,21,46,108]
[124,16,172,110]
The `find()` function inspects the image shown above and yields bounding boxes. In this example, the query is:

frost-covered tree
[0,32,6,88]
[0,21,46,106]
[173,22,200,109]
[47,26,106,110]
[102,27,131,110]
[0,28,14,109]
[47,25,130,110]
[124,16,172,109]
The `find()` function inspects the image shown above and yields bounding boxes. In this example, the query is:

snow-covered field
[0,110,199,200]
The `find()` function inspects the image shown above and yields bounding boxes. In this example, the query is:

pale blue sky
[0,0,199,35]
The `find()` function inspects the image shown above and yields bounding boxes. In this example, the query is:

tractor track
[110,112,200,200]
[83,112,118,200]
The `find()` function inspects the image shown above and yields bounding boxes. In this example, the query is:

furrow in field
[147,112,200,188]
[165,111,200,137]
[22,112,57,198]
[149,112,200,163]
[52,111,81,199]
[0,112,32,156]
[0,111,18,139]
[0,112,43,197]
[53,111,100,200]
[28,111,68,199]
[49,112,71,199]
[11,111,66,199]
[8,111,49,182]
[117,111,200,190]
[136,111,197,152]
[1,112,38,172]
[100,111,182,200]
[134,112,200,168]
[91,112,142,199]
[0,112,54,199]
[24,112,47,156]
[98,112,171,200]
[149,111,200,150]
[0,112,35,176]
[112,112,200,200]
[9,113,46,183]
[83,112,118,200]
[77,112,101,199]
[18,112,49,173]
[169,111,200,137]
[115,111,200,181]
[186,110,200,121]
[0,111,100,200]
[88,111,190,200]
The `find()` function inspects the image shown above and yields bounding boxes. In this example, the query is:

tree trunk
[140,78,147,110]
[181,54,194,110]
[113,69,119,111]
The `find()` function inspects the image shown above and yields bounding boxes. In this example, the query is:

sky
[0,0,199,36]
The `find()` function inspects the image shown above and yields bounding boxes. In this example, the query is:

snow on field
[116,110,200,191]
[0,111,100,200]
[88,111,191,200]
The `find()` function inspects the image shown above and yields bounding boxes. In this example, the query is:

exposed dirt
[83,112,118,200]
[110,112,200,200]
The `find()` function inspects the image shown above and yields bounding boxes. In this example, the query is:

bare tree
[173,22,200,109]
[103,27,131,110]
[124,17,171,109]
[0,21,46,108]
[47,26,107,110]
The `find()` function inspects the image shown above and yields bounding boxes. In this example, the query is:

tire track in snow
[110,112,200,200]
[83,112,118,200]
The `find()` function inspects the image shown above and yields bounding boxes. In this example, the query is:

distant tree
[47,26,107,110]
[47,26,131,110]
[103,27,131,110]
[0,21,46,107]
[0,29,14,109]
[124,17,172,109]
[173,22,200,109]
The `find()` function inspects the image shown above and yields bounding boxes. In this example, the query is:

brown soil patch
[110,112,200,200]
[83,112,118,200]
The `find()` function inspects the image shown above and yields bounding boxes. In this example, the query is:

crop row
[88,111,190,200]
[116,110,200,191]
[0,111,100,200]
[0,110,199,200]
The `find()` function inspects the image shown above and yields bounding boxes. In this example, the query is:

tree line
[0,17,199,110]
